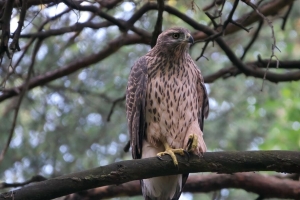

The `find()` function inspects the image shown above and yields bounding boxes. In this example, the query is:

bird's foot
[157,146,186,166]
[187,133,198,152]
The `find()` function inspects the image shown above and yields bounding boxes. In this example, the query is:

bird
[126,27,209,200]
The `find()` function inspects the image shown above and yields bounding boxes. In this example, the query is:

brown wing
[126,57,148,159]
[196,69,209,131]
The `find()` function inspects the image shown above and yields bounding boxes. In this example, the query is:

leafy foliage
[0,0,299,199]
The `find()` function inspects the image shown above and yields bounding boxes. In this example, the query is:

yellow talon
[157,141,185,166]
[187,134,198,152]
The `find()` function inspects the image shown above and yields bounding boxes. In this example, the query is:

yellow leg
[187,134,198,152]
[157,141,185,166]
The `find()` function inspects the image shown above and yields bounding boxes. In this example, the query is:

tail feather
[171,173,188,200]
[141,140,189,200]
[141,173,188,200]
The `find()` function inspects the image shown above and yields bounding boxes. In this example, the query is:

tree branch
[0,175,47,189]
[0,151,299,200]
[0,0,14,62]
[64,173,300,199]
[163,3,300,83]
[61,0,127,31]
[240,20,264,60]
[0,39,43,164]
[0,0,297,102]
[150,0,164,48]
[9,0,27,52]
[0,34,149,103]
[203,59,300,83]
[0,0,62,8]
[106,95,126,122]
[281,2,294,30]
[223,0,294,35]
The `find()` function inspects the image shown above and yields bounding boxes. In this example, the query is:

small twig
[242,0,280,91]
[281,3,293,30]
[0,51,16,88]
[150,0,164,48]
[197,0,251,59]
[0,0,15,64]
[203,66,238,83]
[241,0,281,90]
[242,1,280,53]
[205,12,220,29]
[220,0,247,33]
[214,0,226,20]
[106,95,126,122]
[202,0,225,12]
[14,8,72,69]
[208,0,226,26]
[195,40,210,61]
[21,2,43,32]
[230,20,252,32]
[1,8,73,87]
[261,53,280,91]
[0,39,43,164]
[240,20,264,60]
[62,0,127,31]
[9,0,28,52]
[190,0,201,12]
[203,0,226,23]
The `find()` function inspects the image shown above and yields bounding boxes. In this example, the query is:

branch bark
[0,0,297,103]
[0,0,14,62]
[64,173,300,200]
[164,2,300,83]
[0,34,149,103]
[0,151,299,200]
[204,59,300,83]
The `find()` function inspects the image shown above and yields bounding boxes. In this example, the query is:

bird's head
[153,27,194,57]
[156,27,194,47]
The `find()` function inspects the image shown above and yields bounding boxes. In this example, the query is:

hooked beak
[187,33,194,44]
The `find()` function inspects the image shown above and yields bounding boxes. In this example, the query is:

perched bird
[126,27,209,200]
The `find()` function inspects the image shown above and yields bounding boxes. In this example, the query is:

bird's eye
[172,33,180,39]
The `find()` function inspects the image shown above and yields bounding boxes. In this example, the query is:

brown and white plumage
[126,27,209,200]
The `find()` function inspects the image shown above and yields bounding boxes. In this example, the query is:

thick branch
[9,0,27,51]
[203,59,300,83]
[61,0,127,31]
[0,39,43,164]
[0,0,14,61]
[0,34,149,103]
[64,173,300,199]
[98,0,123,10]
[240,20,264,60]
[204,67,236,83]
[0,151,299,200]
[163,3,300,83]
[0,0,62,8]
[0,175,46,189]
[0,0,297,102]
[19,0,291,41]
[225,0,294,35]
[20,21,113,38]
[150,0,164,48]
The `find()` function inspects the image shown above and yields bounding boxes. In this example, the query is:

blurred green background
[0,0,299,199]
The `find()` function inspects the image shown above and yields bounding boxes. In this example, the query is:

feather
[126,57,148,159]
[126,27,209,200]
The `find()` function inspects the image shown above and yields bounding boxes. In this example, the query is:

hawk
[126,27,209,200]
